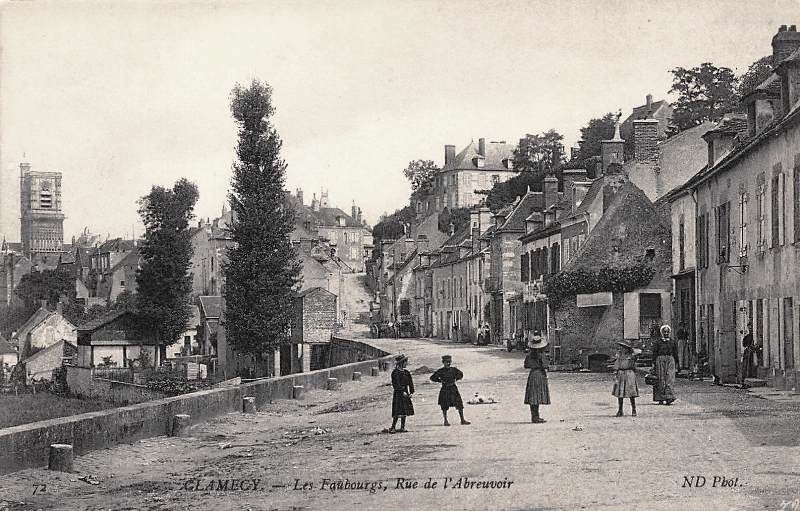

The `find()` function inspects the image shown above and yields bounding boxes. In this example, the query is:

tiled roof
[622,99,670,126]
[441,140,515,172]
[705,114,748,136]
[13,307,53,342]
[295,286,335,298]
[0,337,17,355]
[497,192,545,233]
[106,248,140,275]
[97,238,135,253]
[76,310,128,331]
[199,296,224,319]
[21,339,75,365]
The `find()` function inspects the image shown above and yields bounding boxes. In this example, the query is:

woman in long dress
[652,325,679,405]
[389,354,414,433]
[524,335,550,423]
[613,342,641,416]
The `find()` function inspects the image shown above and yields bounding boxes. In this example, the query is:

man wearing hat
[430,355,471,426]
[613,341,642,416]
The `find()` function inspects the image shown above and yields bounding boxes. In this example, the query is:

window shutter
[772,175,780,248]
[794,159,800,243]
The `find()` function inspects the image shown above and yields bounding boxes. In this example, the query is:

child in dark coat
[389,354,414,433]
[430,355,471,426]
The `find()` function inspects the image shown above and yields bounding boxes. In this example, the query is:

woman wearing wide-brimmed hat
[613,341,641,416]
[652,325,679,405]
[389,354,414,433]
[523,333,550,423]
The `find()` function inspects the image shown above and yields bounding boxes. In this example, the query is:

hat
[441,354,452,362]
[660,324,672,337]
[527,337,548,349]
[395,354,408,364]
[616,341,633,350]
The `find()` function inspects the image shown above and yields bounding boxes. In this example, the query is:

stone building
[19,162,65,258]
[619,94,674,158]
[421,139,516,215]
[288,287,337,374]
[12,304,77,358]
[666,25,800,385]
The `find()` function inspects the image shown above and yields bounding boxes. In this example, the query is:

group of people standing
[388,324,682,430]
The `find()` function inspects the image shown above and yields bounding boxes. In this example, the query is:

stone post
[352,371,362,381]
[48,444,73,472]
[292,385,304,399]
[370,367,380,377]
[326,377,339,390]
[242,397,257,414]
[171,414,191,437]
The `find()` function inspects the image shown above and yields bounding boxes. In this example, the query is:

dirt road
[2,337,800,511]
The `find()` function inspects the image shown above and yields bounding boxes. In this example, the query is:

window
[739,192,748,257]
[678,218,685,270]
[697,213,708,268]
[521,252,530,282]
[120,280,125,288]
[491,175,500,185]
[757,175,767,251]
[794,156,800,243]
[551,242,560,273]
[399,299,410,315]
[715,202,730,263]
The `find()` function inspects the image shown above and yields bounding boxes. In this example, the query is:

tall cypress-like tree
[224,80,301,356]
[136,178,198,357]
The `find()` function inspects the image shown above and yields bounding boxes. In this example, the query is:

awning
[576,292,613,307]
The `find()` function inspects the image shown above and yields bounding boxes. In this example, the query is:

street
[2,337,800,511]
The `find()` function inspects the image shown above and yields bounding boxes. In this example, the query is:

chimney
[478,138,486,157]
[444,145,456,166]
[311,193,320,212]
[543,174,558,209]
[775,26,800,114]
[478,204,492,235]
[320,190,329,208]
[773,24,800,65]
[357,207,363,224]
[296,188,304,205]
[600,116,625,176]
[646,94,653,113]
[633,119,659,162]
[19,162,31,175]
[562,168,588,202]
[352,201,358,220]
[56,301,63,315]
[570,146,580,161]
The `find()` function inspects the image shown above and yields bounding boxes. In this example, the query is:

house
[288,287,337,374]
[75,310,160,368]
[20,339,77,384]
[12,304,77,358]
[666,24,800,385]
[0,335,18,376]
[422,139,516,215]
[189,206,235,297]
[0,249,31,307]
[166,305,202,358]
[95,248,140,303]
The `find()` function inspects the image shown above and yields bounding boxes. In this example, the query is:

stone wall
[328,337,389,367]
[0,340,394,475]
[66,366,168,405]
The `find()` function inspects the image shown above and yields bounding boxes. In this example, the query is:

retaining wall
[66,366,168,405]
[0,340,393,475]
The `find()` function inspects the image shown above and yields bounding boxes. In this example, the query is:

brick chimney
[352,201,358,220]
[543,174,558,208]
[775,27,800,114]
[633,119,659,162]
[444,145,456,166]
[296,188,304,205]
[562,168,588,201]
[600,116,624,176]
[478,138,486,157]
[478,204,492,235]
[772,25,800,65]
[646,94,653,114]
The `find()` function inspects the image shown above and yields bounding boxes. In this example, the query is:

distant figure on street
[524,334,550,423]
[653,325,678,405]
[613,342,641,416]
[676,323,689,370]
[430,355,471,426]
[389,354,414,433]
[741,322,756,383]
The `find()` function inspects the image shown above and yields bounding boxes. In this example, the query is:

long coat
[391,368,415,417]
[430,366,464,410]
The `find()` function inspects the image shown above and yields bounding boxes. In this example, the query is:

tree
[578,113,616,165]
[13,268,73,311]
[403,159,439,200]
[437,207,471,234]
[136,178,198,356]
[669,63,739,130]
[224,80,302,357]
[513,129,566,174]
[738,55,773,98]
[371,204,416,249]
[480,171,545,212]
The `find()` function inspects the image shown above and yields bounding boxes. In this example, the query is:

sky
[0,0,797,242]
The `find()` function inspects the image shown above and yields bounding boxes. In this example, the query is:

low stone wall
[66,366,168,405]
[0,340,394,475]
[328,337,389,367]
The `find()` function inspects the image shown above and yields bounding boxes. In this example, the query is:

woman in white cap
[652,325,679,405]
[389,354,414,433]
[613,341,641,416]
[524,333,550,423]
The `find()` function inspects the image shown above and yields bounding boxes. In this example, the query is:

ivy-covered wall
[553,292,624,365]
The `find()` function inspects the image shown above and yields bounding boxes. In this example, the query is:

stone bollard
[242,396,257,414]
[327,377,339,390]
[379,361,389,371]
[370,367,380,377]
[292,385,305,400]
[171,414,191,437]
[48,444,74,472]
[352,371,362,381]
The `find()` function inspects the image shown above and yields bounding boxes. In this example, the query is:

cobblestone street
[2,337,800,511]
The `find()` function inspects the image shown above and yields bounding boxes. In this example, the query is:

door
[718,300,738,383]
[708,304,716,375]
[784,298,794,370]
[280,343,291,376]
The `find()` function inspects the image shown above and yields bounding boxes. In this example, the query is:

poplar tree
[136,178,198,358]
[224,80,301,355]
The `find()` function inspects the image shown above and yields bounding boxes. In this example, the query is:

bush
[543,264,656,307]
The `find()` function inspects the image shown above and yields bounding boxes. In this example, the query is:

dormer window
[475,157,485,168]
[338,216,346,227]
[504,159,514,170]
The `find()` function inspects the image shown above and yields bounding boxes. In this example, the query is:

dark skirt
[613,369,639,398]
[438,385,464,410]
[392,391,414,417]
[524,369,551,405]
[653,355,676,402]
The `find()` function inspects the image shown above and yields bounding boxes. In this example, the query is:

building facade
[19,162,65,257]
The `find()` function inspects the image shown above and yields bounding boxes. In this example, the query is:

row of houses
[376,25,800,387]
